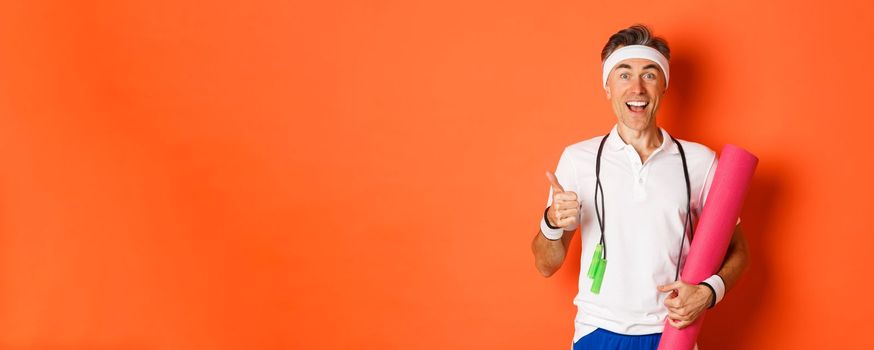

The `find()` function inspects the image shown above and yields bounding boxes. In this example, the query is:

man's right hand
[545,171,580,229]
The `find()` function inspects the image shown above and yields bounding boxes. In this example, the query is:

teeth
[626,101,648,107]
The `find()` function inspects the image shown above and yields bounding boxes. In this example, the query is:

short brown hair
[600,24,670,62]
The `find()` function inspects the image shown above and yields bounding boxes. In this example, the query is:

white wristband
[703,274,726,305]
[540,217,564,240]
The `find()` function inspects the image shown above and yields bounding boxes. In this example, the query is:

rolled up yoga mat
[657,144,758,350]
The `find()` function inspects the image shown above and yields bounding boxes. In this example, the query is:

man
[531,25,749,350]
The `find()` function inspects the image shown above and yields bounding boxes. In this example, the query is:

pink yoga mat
[657,144,758,350]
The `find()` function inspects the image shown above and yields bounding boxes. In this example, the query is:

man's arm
[531,171,580,277]
[659,224,750,329]
[715,224,750,292]
[531,228,576,277]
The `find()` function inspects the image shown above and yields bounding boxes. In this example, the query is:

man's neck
[616,122,663,163]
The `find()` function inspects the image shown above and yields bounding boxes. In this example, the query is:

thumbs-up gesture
[546,171,580,229]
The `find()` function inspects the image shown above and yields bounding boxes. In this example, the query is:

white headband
[601,45,670,89]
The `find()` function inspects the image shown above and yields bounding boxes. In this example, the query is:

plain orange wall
[1,0,873,349]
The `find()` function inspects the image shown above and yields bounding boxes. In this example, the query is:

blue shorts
[572,328,662,350]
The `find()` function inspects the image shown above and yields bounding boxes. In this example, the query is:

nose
[630,76,647,94]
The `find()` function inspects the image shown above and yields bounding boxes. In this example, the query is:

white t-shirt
[544,125,721,343]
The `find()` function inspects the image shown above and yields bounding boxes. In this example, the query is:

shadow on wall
[657,40,706,139]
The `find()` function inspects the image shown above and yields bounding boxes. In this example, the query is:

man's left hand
[657,280,713,329]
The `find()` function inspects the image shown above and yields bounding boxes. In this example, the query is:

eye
[620,73,630,80]
[644,73,656,80]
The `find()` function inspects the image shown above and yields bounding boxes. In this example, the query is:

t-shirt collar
[607,124,679,155]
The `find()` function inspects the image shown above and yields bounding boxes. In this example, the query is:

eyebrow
[614,63,661,72]
[642,64,662,72]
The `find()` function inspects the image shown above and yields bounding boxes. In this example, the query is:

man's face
[604,58,667,131]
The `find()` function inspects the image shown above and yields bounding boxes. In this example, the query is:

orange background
[0,0,872,349]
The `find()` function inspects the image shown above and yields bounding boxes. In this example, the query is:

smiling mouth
[625,101,649,113]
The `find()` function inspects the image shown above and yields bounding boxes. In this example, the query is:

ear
[604,84,611,100]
